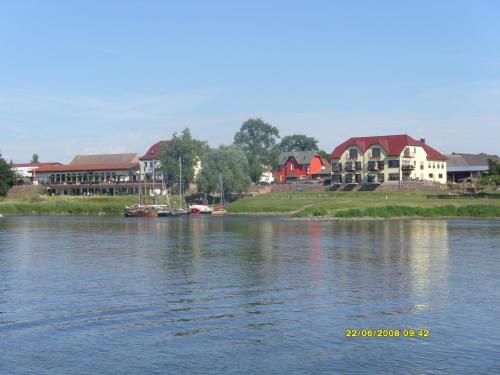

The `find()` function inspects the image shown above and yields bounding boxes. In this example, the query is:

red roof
[12,162,61,168]
[140,141,168,160]
[330,134,447,161]
[35,163,139,173]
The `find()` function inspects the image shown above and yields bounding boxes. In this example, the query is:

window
[388,173,400,181]
[388,160,400,168]
[367,174,376,183]
[377,160,385,170]
[429,173,434,178]
[345,174,353,183]
[420,162,424,170]
[438,174,443,179]
[345,162,353,170]
[332,175,342,183]
[367,161,376,170]
[290,163,293,171]
[355,174,362,183]
[371,148,381,158]
[332,162,342,171]
[355,161,362,170]
[378,173,385,182]
[349,149,358,159]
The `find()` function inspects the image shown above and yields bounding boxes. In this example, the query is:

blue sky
[1,0,499,162]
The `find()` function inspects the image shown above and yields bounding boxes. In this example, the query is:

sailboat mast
[179,156,182,210]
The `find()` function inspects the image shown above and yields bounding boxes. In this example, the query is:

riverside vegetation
[1,191,499,218]
[226,191,500,218]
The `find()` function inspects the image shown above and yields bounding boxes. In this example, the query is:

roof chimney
[420,137,426,144]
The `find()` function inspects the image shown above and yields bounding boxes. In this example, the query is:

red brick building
[275,151,331,183]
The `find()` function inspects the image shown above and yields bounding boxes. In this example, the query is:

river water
[0,216,499,374]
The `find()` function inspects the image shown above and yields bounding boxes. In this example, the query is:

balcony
[401,163,415,171]
[369,153,381,159]
[344,164,355,172]
[331,163,342,172]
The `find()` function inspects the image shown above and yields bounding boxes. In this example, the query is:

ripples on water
[0,216,499,374]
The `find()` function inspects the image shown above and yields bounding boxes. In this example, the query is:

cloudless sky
[1,0,499,162]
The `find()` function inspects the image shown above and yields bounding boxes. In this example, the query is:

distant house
[139,140,202,183]
[35,153,140,195]
[139,141,168,181]
[259,165,275,184]
[11,162,61,184]
[330,134,447,184]
[275,151,331,183]
[446,153,499,183]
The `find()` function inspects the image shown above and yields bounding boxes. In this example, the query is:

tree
[31,154,39,163]
[158,128,208,191]
[278,134,318,152]
[233,118,280,182]
[317,150,331,163]
[197,145,251,196]
[0,151,15,196]
[488,158,500,175]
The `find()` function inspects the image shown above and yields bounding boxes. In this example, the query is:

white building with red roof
[330,134,447,184]
[139,141,168,181]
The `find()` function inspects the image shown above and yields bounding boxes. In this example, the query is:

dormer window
[349,149,358,159]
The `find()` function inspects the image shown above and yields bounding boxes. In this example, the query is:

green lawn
[227,191,500,218]
[0,195,138,215]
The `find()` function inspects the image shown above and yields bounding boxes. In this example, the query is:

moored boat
[189,204,213,215]
[124,204,158,218]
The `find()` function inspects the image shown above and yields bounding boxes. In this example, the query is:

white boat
[189,204,213,214]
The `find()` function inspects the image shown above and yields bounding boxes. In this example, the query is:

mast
[179,156,182,210]
[220,174,224,206]
[152,160,156,205]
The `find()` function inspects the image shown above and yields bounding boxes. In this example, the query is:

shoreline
[286,215,500,222]
[1,212,499,221]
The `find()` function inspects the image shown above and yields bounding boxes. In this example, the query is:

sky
[1,0,499,163]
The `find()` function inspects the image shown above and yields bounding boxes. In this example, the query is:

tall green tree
[233,118,280,182]
[31,153,39,163]
[317,150,331,163]
[278,134,319,152]
[0,151,15,196]
[488,158,500,175]
[158,128,209,191]
[197,145,251,196]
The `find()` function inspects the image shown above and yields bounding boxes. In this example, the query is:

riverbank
[227,191,500,218]
[1,191,499,218]
[0,196,137,216]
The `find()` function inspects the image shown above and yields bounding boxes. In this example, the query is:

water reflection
[0,216,498,374]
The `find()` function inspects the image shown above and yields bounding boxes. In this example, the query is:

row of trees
[156,118,330,196]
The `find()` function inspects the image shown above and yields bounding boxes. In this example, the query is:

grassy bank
[0,196,137,215]
[227,191,500,218]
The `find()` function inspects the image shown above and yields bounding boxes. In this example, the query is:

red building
[275,151,331,183]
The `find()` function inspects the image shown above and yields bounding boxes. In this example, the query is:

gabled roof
[446,153,499,172]
[140,141,169,161]
[70,153,139,165]
[330,134,447,161]
[447,153,499,167]
[278,151,317,166]
[35,163,139,173]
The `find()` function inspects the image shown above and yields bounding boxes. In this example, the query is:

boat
[189,204,213,215]
[211,174,227,216]
[160,157,189,217]
[124,204,158,217]
[124,171,158,217]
